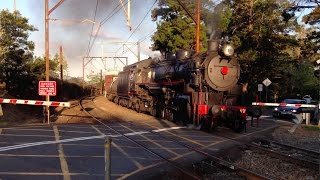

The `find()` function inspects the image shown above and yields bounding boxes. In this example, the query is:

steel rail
[270,140,320,157]
[123,121,269,180]
[250,139,319,169]
[79,96,202,180]
[89,97,269,179]
[247,143,319,171]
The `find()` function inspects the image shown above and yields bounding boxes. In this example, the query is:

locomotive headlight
[222,44,234,57]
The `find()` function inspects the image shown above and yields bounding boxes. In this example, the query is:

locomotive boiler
[106,40,247,132]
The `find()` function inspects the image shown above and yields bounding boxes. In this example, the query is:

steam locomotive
[105,40,247,132]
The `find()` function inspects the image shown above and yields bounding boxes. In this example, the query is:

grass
[303,125,320,131]
[0,120,8,127]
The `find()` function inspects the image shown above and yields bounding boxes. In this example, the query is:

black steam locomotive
[106,40,247,132]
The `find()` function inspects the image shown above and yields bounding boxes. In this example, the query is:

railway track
[80,96,269,180]
[248,139,319,170]
[205,130,319,179]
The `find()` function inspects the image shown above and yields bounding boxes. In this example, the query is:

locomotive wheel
[135,102,141,113]
[209,120,216,132]
[128,101,133,109]
[114,97,119,104]
[131,103,135,110]
[232,119,245,133]
[125,99,130,107]
[174,100,191,125]
[150,107,157,116]
[165,109,175,122]
[207,118,217,132]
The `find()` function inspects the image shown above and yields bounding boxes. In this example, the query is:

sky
[0,0,160,78]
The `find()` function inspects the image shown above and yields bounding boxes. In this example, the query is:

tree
[27,54,68,79]
[151,0,213,54]
[222,0,305,101]
[86,71,102,86]
[0,10,37,95]
[284,0,320,62]
[281,0,320,99]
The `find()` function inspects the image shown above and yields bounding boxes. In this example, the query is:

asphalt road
[0,116,280,180]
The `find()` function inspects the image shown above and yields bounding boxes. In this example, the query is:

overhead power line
[100,1,128,26]
[86,0,99,57]
[87,0,130,56]
[139,28,157,42]
[116,0,157,55]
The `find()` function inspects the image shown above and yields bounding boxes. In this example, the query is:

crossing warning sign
[38,81,56,96]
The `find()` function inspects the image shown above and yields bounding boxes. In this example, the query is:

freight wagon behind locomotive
[106,40,247,132]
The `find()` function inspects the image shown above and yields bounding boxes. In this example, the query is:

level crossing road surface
[0,116,280,180]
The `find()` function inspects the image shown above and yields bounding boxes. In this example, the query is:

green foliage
[303,125,320,132]
[86,72,103,86]
[221,0,319,101]
[277,61,319,99]
[0,10,37,97]
[0,10,73,99]
[284,0,320,62]
[0,10,37,77]
[27,54,69,79]
[151,0,210,54]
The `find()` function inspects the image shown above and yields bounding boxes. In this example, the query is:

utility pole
[82,57,85,88]
[60,46,63,80]
[45,0,49,124]
[100,69,103,95]
[137,41,140,61]
[45,0,65,124]
[196,0,200,53]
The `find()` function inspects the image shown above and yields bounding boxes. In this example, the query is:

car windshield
[283,99,306,104]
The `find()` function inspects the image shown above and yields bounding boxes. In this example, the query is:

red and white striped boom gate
[0,98,70,107]
[252,102,317,108]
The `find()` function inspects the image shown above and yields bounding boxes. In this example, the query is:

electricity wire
[115,0,158,56]
[87,0,130,56]
[86,0,99,57]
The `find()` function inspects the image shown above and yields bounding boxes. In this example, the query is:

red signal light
[220,105,227,111]
[221,66,228,75]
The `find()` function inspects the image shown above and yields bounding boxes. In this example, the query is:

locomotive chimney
[208,40,219,52]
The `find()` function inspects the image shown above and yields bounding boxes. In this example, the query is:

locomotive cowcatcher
[106,40,247,132]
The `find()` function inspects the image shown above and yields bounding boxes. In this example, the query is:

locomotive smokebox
[166,52,176,61]
[176,50,192,60]
[208,40,219,52]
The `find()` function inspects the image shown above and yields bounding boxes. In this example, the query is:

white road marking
[153,127,185,132]
[123,131,149,136]
[0,126,185,152]
[119,124,181,156]
[53,126,71,180]
[91,125,144,169]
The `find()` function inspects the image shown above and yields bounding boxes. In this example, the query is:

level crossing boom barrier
[252,102,317,108]
[0,98,70,107]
